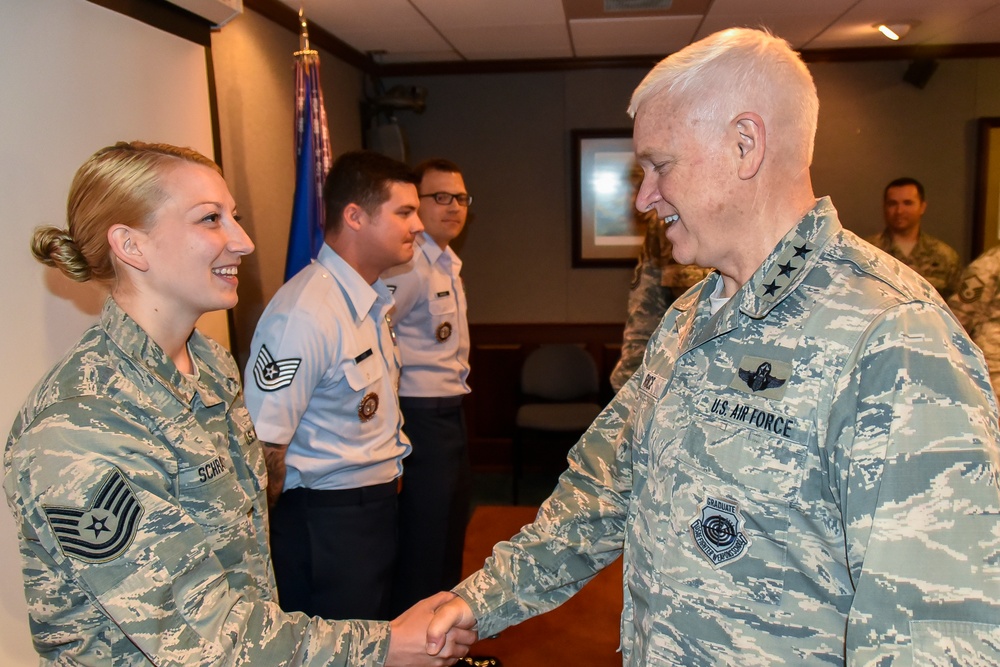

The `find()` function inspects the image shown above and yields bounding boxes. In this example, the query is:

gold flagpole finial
[297,7,312,54]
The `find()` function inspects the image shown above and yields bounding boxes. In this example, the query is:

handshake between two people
[385,591,479,667]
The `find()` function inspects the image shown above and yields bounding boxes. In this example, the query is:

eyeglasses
[420,192,473,207]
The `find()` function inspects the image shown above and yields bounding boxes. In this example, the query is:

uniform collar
[670,197,840,352]
[738,196,839,319]
[417,232,460,270]
[317,244,392,324]
[101,297,232,408]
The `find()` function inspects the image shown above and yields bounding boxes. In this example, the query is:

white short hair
[628,28,819,166]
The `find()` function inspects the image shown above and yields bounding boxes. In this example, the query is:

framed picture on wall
[973,117,1000,256]
[571,128,644,268]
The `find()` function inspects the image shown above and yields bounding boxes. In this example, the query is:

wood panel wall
[466,322,623,470]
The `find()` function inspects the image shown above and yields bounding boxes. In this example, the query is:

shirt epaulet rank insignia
[252,344,301,392]
[43,466,144,563]
[755,235,815,301]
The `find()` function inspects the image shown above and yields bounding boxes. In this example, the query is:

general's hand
[386,592,476,666]
[426,595,477,657]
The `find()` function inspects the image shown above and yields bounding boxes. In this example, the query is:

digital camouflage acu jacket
[5,298,390,665]
[457,198,1000,666]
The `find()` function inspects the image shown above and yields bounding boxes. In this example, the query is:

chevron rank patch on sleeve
[43,466,143,563]
[252,344,301,392]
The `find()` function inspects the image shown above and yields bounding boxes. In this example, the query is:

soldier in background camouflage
[427,29,1000,665]
[5,142,472,666]
[610,205,712,392]
[948,243,1000,397]
[865,177,963,299]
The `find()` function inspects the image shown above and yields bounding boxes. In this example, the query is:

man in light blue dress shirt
[383,159,473,616]
[245,151,423,621]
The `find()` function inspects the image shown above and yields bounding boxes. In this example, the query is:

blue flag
[285,51,332,281]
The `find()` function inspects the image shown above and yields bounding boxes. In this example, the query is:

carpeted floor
[461,505,622,666]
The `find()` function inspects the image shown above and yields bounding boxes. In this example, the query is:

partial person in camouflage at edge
[4,141,473,666]
[426,28,1000,665]
[610,163,711,392]
[949,243,1000,399]
[865,176,963,299]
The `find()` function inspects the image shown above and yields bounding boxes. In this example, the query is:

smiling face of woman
[125,161,254,327]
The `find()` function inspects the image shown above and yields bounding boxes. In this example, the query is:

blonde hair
[628,27,819,166]
[31,141,220,283]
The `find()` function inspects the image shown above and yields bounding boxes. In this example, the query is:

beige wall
[212,8,365,367]
[388,58,1000,325]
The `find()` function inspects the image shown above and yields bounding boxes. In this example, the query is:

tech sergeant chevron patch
[43,466,143,563]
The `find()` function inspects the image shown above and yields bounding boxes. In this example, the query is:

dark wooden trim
[86,0,212,46]
[801,42,1000,64]
[375,43,1000,78]
[243,0,378,75]
[973,117,1000,257]
[378,54,664,77]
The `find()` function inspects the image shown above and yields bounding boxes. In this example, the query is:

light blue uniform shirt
[245,244,409,491]
[383,233,470,398]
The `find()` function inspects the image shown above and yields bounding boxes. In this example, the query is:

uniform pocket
[651,416,807,605]
[343,351,385,391]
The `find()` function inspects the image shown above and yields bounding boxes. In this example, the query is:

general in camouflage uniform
[5,299,390,665]
[428,28,1000,665]
[948,243,1000,398]
[610,211,712,392]
[450,199,1000,664]
[865,229,962,300]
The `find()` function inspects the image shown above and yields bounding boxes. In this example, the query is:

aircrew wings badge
[43,466,143,563]
[252,344,301,392]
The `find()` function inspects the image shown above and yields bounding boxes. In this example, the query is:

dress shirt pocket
[343,349,385,391]
[428,296,456,316]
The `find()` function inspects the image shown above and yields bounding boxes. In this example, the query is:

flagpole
[284,6,333,281]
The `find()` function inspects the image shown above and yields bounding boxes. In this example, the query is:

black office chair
[511,344,603,504]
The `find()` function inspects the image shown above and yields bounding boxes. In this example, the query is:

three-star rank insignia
[755,234,815,301]
[436,321,453,342]
[43,466,144,563]
[252,344,301,392]
[358,391,380,422]
[689,495,751,567]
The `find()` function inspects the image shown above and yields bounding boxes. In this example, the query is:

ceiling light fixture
[876,23,912,41]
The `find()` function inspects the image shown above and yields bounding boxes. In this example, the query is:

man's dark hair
[323,150,418,233]
[884,176,925,202]
[413,158,462,185]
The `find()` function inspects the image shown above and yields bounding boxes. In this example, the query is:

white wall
[0,0,217,660]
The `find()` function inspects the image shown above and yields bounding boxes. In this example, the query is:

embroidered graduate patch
[252,344,301,392]
[43,467,143,563]
[689,496,750,567]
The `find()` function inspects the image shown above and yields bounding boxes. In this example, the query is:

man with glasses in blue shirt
[384,159,474,617]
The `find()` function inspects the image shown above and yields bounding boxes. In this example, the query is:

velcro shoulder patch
[43,466,144,563]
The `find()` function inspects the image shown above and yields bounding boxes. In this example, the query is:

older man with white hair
[425,27,1000,665]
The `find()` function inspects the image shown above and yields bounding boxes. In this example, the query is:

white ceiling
[279,0,1000,65]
